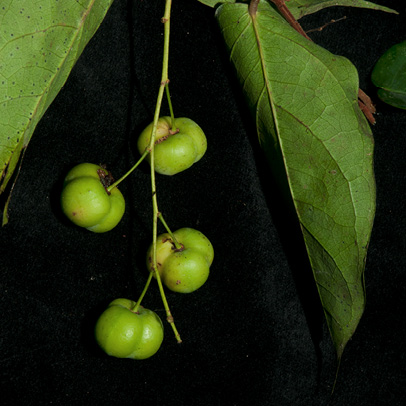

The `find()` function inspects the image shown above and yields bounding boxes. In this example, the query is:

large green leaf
[0,0,114,225]
[216,1,376,358]
[198,0,398,18]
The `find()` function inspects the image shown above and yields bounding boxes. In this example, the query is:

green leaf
[197,0,242,7]
[216,1,376,358]
[197,0,398,19]
[0,0,114,225]
[287,0,398,19]
[371,41,406,109]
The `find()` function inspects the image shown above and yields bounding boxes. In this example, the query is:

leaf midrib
[250,6,366,281]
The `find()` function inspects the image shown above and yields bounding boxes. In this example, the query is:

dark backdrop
[1,1,405,405]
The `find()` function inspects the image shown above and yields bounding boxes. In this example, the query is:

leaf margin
[197,0,398,19]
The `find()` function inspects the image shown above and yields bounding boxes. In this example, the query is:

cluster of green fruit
[60,117,212,359]
[60,117,207,233]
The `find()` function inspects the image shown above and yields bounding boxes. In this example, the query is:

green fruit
[95,298,164,360]
[61,163,125,233]
[147,228,214,293]
[137,116,207,175]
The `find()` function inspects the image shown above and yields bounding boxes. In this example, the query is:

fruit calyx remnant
[154,127,180,145]
[173,243,185,253]
[97,166,115,193]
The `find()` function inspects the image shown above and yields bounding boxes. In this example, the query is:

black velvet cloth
[1,1,405,404]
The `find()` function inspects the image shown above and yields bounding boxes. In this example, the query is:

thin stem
[149,0,182,343]
[154,264,182,343]
[158,212,182,249]
[147,0,172,154]
[106,1,174,194]
[132,272,154,313]
[165,84,177,132]
[107,149,149,193]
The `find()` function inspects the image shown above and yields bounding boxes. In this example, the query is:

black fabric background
[1,1,405,405]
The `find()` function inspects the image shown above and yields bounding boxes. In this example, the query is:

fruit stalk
[132,272,154,313]
[148,0,182,343]
[158,212,182,250]
[106,149,149,193]
[165,84,177,133]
